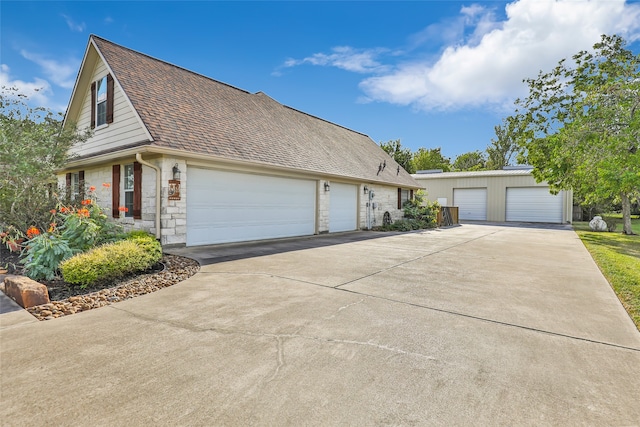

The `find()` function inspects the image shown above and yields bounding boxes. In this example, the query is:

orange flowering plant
[20,184,125,281]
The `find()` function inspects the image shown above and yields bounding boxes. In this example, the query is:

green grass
[573,218,640,330]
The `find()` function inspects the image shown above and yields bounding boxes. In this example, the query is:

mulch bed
[1,246,200,321]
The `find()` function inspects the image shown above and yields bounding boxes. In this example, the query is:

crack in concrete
[108,305,441,364]
[266,336,285,383]
[324,297,367,320]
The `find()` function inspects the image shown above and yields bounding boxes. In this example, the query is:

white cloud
[61,14,86,32]
[282,46,390,74]
[360,0,640,111]
[20,50,78,89]
[0,64,53,106]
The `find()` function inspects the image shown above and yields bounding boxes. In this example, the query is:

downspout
[135,153,162,240]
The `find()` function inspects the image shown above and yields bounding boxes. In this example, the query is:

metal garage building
[412,168,573,224]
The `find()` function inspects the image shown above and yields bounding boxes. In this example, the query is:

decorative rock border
[25,254,200,321]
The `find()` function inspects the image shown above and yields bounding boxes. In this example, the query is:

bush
[402,190,439,228]
[60,235,162,288]
[22,233,75,281]
[19,187,125,280]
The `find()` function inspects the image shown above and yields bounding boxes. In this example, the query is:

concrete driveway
[1,224,639,426]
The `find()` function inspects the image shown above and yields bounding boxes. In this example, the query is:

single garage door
[330,183,357,232]
[187,168,316,246]
[454,188,487,220]
[506,187,563,223]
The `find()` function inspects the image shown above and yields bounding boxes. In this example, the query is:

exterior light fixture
[363,186,369,194]
[172,163,181,181]
[324,181,330,192]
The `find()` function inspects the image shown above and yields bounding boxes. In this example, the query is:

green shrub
[22,233,76,281]
[60,236,162,288]
[126,231,162,265]
[402,190,439,228]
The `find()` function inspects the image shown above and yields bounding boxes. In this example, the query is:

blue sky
[2,1,640,159]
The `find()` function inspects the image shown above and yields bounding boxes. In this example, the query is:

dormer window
[90,74,114,129]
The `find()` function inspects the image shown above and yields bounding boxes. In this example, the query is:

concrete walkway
[1,224,639,426]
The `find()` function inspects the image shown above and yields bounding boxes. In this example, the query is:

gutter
[135,153,162,240]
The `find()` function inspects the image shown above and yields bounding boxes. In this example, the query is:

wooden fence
[437,206,459,227]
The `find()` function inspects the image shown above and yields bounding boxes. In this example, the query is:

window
[96,76,107,127]
[90,74,113,129]
[70,172,80,201]
[112,163,141,220]
[66,170,84,202]
[124,164,134,217]
[397,188,413,209]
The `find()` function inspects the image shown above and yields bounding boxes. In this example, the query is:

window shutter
[397,188,402,210]
[106,74,114,124]
[410,189,414,200]
[90,82,96,129]
[66,173,72,200]
[112,165,120,218]
[79,170,85,201]
[133,162,142,220]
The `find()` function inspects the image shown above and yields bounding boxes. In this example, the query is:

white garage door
[506,187,563,223]
[454,188,487,220]
[187,168,316,246]
[330,183,357,232]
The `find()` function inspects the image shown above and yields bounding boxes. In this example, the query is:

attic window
[90,74,114,129]
[96,76,107,126]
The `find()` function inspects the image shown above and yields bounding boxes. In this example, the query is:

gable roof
[72,35,418,187]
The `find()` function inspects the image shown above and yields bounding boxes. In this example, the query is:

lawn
[573,218,640,330]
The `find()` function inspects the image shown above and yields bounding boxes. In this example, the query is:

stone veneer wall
[158,158,187,246]
[358,184,405,229]
[317,180,330,233]
[57,157,182,244]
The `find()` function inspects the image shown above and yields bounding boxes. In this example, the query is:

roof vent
[416,169,444,174]
[502,165,533,171]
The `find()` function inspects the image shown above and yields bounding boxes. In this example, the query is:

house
[412,167,573,224]
[60,35,421,246]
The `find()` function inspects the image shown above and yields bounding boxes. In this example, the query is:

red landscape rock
[3,276,50,308]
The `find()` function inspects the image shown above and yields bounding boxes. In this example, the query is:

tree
[512,34,639,234]
[486,118,519,170]
[379,139,414,173]
[453,150,486,171]
[0,89,90,232]
[412,147,451,172]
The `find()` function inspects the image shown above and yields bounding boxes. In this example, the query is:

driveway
[1,224,639,426]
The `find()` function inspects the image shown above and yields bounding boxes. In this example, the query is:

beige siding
[414,173,572,223]
[70,57,150,157]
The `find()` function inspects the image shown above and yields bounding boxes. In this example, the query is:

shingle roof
[91,35,419,188]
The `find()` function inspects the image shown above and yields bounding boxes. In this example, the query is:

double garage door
[186,168,358,246]
[453,187,563,223]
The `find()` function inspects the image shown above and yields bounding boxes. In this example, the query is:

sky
[2,1,640,159]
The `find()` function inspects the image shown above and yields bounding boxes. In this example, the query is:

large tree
[486,118,519,170]
[412,147,451,172]
[512,34,639,234]
[453,150,486,171]
[379,139,414,173]
[0,89,90,232]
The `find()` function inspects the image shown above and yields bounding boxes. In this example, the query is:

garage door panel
[187,168,316,246]
[454,188,487,221]
[330,183,357,232]
[506,187,562,223]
